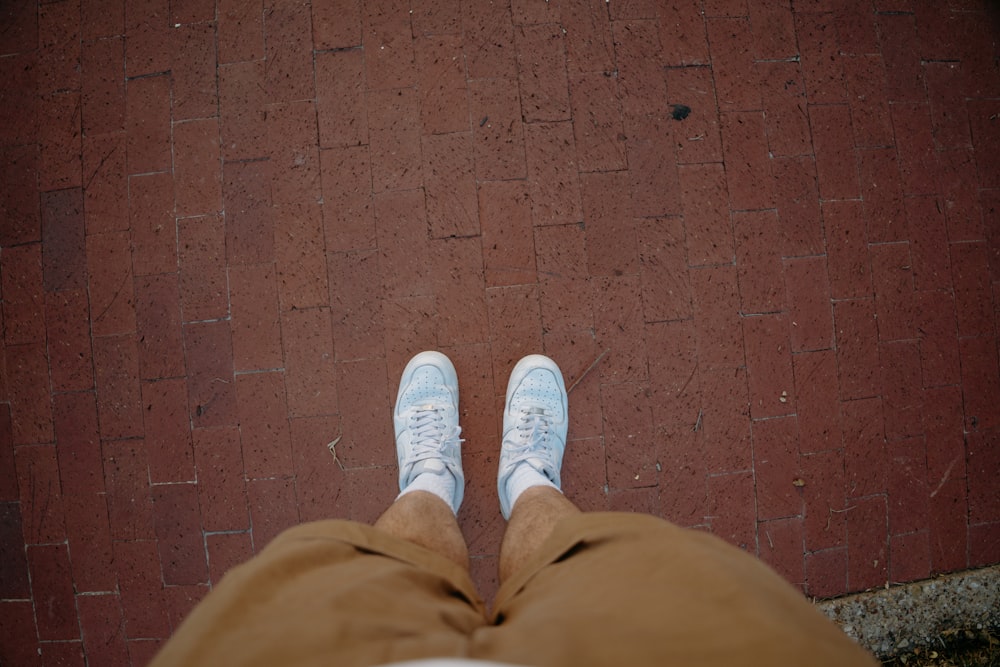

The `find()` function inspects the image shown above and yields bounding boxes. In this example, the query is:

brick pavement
[2,0,1000,663]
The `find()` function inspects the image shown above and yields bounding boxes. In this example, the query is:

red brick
[679,163,730,266]
[267,101,321,206]
[608,487,657,515]
[129,639,165,663]
[52,393,101,497]
[37,92,82,190]
[332,359,394,469]
[128,172,177,275]
[290,415,348,522]
[125,74,171,174]
[878,12,925,103]
[613,19,665,118]
[125,0,171,76]
[0,603,37,666]
[93,334,142,439]
[581,171,638,276]
[966,426,1000,524]
[846,494,888,591]
[446,342,500,453]
[246,477,299,550]
[805,547,847,598]
[870,242,916,342]
[315,50,366,149]
[236,371,293,479]
[707,470,756,551]
[312,0,360,49]
[16,445,65,543]
[810,104,859,200]
[887,436,929,536]
[0,145,41,246]
[81,0,122,38]
[603,382,657,489]
[193,426,249,531]
[0,409,16,501]
[414,35,468,136]
[177,215,228,322]
[784,257,833,352]
[223,160,273,264]
[801,449,847,550]
[568,71,626,173]
[228,263,282,371]
[951,241,993,338]
[860,152,906,245]
[433,238,489,346]
[842,396,887,498]
[368,87,422,192]
[412,0,461,36]
[268,206,323,311]
[113,539,171,638]
[184,320,238,428]
[969,99,1000,185]
[135,274,184,380]
[665,65,722,164]
[833,1,877,56]
[320,146,376,252]
[961,336,1000,433]
[554,0,609,72]
[907,196,951,291]
[463,0,516,79]
[206,531,255,584]
[516,23,570,122]
[142,378,196,483]
[173,119,222,217]
[374,189,432,298]
[744,314,796,419]
[757,61,810,158]
[747,0,795,59]
[326,250,382,362]
[734,209,784,313]
[753,417,803,520]
[152,482,208,585]
[263,0,314,100]
[939,149,983,242]
[843,55,892,149]
[41,189,86,296]
[171,22,216,121]
[969,522,1000,568]
[535,223,592,332]
[891,103,937,196]
[282,307,339,417]
[81,40,125,129]
[593,276,648,383]
[720,112,774,211]
[823,200,870,299]
[381,297,437,389]
[459,452,506,555]
[658,425,706,526]
[2,243,45,345]
[924,62,972,150]
[41,641,85,666]
[523,121,583,227]
[478,181,535,288]
[703,0,746,16]
[758,517,805,589]
[82,132,128,234]
[626,113,682,218]
[638,217,691,322]
[486,284,544,384]
[363,0,416,89]
[163,584,209,632]
[794,350,842,453]
[706,17,759,112]
[657,0,709,66]
[422,132,477,238]
[833,299,879,399]
[691,265,744,368]
[795,12,847,104]
[78,594,129,665]
[890,530,930,583]
[218,0,264,62]
[0,0,38,54]
[699,366,752,474]
[8,344,53,445]
[28,544,78,640]
[928,477,967,574]
[916,292,960,387]
[218,61,267,161]
[470,79,527,181]
[922,385,965,484]
[102,439,156,540]
[0,54,38,147]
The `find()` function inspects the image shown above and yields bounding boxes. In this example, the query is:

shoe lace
[506,407,554,467]
[406,406,463,464]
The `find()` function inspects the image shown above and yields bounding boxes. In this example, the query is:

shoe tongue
[412,458,446,476]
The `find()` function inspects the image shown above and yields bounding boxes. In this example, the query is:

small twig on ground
[567,348,611,394]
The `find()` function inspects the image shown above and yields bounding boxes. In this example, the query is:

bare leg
[374,491,470,571]
[498,486,580,585]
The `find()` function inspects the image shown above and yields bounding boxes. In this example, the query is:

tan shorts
[150,513,876,667]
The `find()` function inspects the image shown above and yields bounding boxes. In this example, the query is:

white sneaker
[497,355,569,519]
[394,351,464,513]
